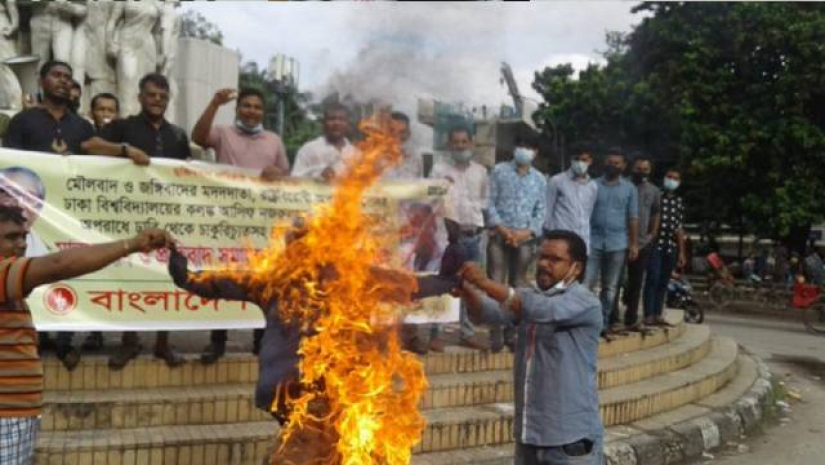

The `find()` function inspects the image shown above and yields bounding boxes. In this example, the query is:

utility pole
[268,54,300,138]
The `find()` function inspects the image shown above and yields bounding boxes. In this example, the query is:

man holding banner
[0,204,173,464]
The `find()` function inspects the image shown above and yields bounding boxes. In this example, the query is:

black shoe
[38,333,57,353]
[200,342,226,365]
[109,343,142,370]
[81,332,104,351]
[154,346,186,368]
[56,346,81,371]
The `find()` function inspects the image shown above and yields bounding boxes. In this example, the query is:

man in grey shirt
[617,155,660,329]
[460,230,604,464]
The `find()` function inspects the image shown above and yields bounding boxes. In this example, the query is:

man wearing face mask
[486,136,547,352]
[428,126,489,351]
[643,169,686,326]
[460,230,603,464]
[544,144,599,252]
[192,88,289,183]
[617,155,661,330]
[585,148,639,336]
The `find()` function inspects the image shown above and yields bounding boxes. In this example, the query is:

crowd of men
[0,58,692,464]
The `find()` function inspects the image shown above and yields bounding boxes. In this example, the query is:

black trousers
[210,329,264,346]
[622,245,653,326]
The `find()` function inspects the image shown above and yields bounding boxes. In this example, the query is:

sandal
[109,343,142,370]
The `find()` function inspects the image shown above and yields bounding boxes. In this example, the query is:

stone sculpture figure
[70,0,116,107]
[30,0,86,72]
[158,1,180,123]
[106,0,163,118]
[0,0,20,109]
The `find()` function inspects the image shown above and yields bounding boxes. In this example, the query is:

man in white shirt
[428,127,489,351]
[384,111,423,180]
[291,103,358,181]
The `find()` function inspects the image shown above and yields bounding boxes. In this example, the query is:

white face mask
[551,264,579,292]
[663,178,680,191]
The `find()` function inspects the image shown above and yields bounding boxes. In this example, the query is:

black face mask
[631,172,648,185]
[604,165,622,178]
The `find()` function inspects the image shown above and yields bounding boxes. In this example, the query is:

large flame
[218,116,427,464]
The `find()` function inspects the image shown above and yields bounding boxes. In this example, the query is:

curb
[604,353,778,465]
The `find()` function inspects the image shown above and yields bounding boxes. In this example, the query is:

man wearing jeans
[486,136,546,352]
[585,149,639,335]
[644,168,686,326]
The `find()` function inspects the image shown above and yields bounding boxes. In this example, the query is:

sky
[183,1,645,116]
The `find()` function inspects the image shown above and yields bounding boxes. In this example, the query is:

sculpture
[159,1,180,123]
[106,0,163,117]
[0,0,20,109]
[70,0,117,103]
[29,0,86,72]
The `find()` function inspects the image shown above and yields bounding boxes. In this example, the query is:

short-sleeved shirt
[207,125,289,173]
[635,181,661,249]
[99,114,192,160]
[590,176,639,252]
[487,161,547,238]
[656,192,684,253]
[0,257,42,418]
[3,107,95,154]
[291,136,358,178]
[544,170,599,251]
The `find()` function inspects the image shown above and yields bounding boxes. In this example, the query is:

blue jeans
[643,247,677,319]
[430,233,481,340]
[584,248,627,330]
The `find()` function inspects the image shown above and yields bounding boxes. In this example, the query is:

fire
[219,115,427,464]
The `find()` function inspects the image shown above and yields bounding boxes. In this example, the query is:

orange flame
[217,116,427,464]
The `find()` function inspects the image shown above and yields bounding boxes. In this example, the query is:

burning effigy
[207,115,432,464]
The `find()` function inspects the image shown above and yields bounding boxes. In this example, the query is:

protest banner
[0,150,457,330]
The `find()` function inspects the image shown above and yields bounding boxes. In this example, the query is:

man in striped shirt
[0,204,173,463]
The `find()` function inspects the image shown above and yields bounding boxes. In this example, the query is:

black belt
[460,227,482,237]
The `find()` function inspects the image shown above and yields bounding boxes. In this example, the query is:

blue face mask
[235,119,264,135]
[451,149,473,164]
[514,147,535,166]
[571,160,589,176]
[663,178,680,191]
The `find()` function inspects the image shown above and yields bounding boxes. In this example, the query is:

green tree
[179,10,224,45]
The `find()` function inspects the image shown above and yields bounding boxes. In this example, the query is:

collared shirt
[208,125,290,173]
[487,162,547,238]
[590,176,639,252]
[4,107,95,154]
[383,146,424,180]
[635,180,661,249]
[291,136,358,178]
[429,158,488,229]
[544,170,598,251]
[656,192,684,253]
[478,282,603,446]
[100,114,192,160]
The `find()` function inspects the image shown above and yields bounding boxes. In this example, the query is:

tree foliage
[533,2,825,244]
[179,10,224,45]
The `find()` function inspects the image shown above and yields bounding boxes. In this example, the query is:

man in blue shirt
[487,136,547,352]
[544,144,598,252]
[586,148,639,334]
[460,229,603,464]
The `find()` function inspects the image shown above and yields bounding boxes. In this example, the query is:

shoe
[600,331,615,342]
[489,331,504,353]
[81,332,104,351]
[504,339,516,353]
[654,317,673,327]
[200,342,226,365]
[428,338,446,353]
[459,335,488,351]
[109,343,142,370]
[56,346,81,371]
[252,338,261,356]
[154,346,186,368]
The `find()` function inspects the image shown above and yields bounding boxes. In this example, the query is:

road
[690,312,825,464]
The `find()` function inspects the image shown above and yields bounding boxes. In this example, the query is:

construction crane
[500,62,524,117]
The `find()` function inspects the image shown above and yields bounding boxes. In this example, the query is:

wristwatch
[120,143,130,157]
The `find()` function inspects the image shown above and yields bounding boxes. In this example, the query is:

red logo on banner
[43,285,78,316]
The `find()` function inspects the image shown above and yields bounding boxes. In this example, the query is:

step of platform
[42,323,706,432]
[41,311,686,392]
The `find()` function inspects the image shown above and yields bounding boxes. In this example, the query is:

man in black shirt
[87,73,191,163]
[4,61,94,155]
[86,73,191,369]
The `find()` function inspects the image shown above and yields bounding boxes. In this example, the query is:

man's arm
[544,176,559,231]
[191,89,235,148]
[528,177,548,239]
[649,190,661,240]
[23,229,172,297]
[168,247,253,302]
[461,280,516,326]
[485,167,503,228]
[81,136,150,165]
[627,185,640,261]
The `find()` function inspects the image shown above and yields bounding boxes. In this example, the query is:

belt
[460,227,482,237]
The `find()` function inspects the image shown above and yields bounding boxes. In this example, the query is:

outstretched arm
[168,246,253,302]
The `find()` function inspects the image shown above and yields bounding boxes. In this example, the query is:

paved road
[690,312,825,464]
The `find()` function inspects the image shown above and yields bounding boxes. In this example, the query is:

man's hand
[628,245,639,262]
[677,253,687,270]
[496,225,514,244]
[126,146,151,166]
[261,165,288,181]
[459,262,487,287]
[130,229,174,253]
[320,166,336,182]
[211,88,237,107]
[506,230,533,247]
